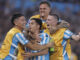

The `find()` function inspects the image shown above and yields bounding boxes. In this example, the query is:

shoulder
[7,28,21,35]
[14,33,24,38]
[59,28,67,31]
[5,28,16,36]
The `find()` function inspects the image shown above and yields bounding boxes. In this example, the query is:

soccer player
[45,14,80,60]
[22,18,50,60]
[0,13,53,60]
[27,1,69,29]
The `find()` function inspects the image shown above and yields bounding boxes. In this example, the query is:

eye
[43,8,46,10]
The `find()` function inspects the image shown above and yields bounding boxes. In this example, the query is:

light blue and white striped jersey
[26,31,50,60]
[4,33,29,60]
[62,29,73,60]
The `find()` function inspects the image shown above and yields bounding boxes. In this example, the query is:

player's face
[14,16,27,29]
[46,15,58,30]
[29,20,40,33]
[39,4,50,18]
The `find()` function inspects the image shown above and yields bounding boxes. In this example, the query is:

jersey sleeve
[15,33,29,45]
[63,29,73,40]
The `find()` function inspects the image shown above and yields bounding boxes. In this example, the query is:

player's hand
[47,42,54,48]
[72,34,80,41]
[22,52,33,58]
[76,35,80,40]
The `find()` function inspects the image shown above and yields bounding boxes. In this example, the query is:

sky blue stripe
[9,34,19,55]
[64,32,72,37]
[17,33,26,43]
[41,33,45,60]
[62,39,69,60]
[63,30,73,40]
[41,56,42,60]
[64,53,69,60]
[16,33,29,45]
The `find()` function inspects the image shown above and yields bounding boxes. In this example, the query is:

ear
[14,19,18,25]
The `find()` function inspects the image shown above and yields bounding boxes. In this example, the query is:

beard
[49,26,58,34]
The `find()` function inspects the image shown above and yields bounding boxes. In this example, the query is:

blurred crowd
[0,0,80,60]
[50,0,80,3]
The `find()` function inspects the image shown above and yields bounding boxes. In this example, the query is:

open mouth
[47,24,51,29]
[47,24,50,27]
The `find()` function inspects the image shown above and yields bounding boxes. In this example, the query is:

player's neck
[41,16,48,20]
[14,26,23,31]
[50,25,57,35]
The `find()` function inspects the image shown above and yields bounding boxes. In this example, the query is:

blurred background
[0,0,80,60]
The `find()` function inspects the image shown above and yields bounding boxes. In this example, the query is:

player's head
[39,1,51,19]
[11,13,26,29]
[46,14,59,30]
[29,18,42,33]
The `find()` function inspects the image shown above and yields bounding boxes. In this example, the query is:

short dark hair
[31,18,42,30]
[49,14,59,21]
[11,13,24,25]
[40,1,51,8]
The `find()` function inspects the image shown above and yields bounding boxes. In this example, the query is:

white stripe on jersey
[38,56,40,60]
[65,30,73,35]
[42,56,45,60]
[16,34,25,45]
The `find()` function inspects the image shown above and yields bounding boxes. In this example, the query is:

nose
[41,9,44,11]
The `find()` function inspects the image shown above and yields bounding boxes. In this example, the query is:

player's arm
[22,48,48,58]
[25,33,53,50]
[15,33,53,50]
[64,30,80,41]
[25,40,53,50]
[32,48,48,56]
